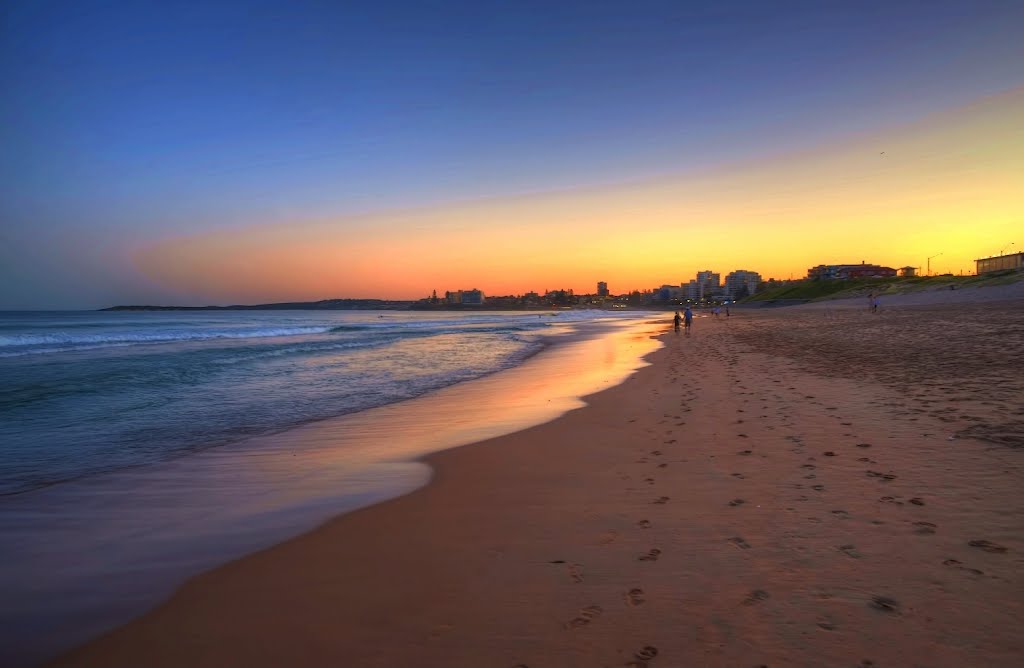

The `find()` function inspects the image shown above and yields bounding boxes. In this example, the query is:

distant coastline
[100,299,414,311]
[100,299,631,312]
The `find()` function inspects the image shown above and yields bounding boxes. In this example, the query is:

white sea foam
[0,326,336,352]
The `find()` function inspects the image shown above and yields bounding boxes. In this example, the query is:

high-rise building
[597,281,609,297]
[695,270,720,290]
[724,270,762,299]
[684,271,721,301]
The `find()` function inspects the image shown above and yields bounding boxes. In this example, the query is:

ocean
[0,310,572,496]
[0,309,660,664]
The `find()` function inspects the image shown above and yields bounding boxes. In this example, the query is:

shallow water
[0,310,616,496]
[0,310,662,665]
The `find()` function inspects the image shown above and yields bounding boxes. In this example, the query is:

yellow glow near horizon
[136,89,1023,302]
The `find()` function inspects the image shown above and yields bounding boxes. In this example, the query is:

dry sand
[56,298,1024,667]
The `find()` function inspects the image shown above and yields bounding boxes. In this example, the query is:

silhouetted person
[673,310,682,333]
[683,307,693,333]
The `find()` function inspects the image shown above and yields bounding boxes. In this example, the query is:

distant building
[680,271,721,302]
[975,252,1023,274]
[461,289,485,305]
[654,284,684,302]
[898,266,917,277]
[808,262,896,280]
[696,270,720,291]
[724,270,761,299]
[445,289,486,305]
[597,281,609,297]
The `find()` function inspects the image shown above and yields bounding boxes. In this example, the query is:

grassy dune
[744,269,1024,303]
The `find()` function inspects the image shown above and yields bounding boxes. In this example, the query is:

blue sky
[2,1,1022,307]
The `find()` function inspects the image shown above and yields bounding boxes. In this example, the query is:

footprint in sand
[823,451,836,457]
[650,450,662,456]
[651,496,670,505]
[638,549,662,561]
[624,646,659,667]
[738,450,753,456]
[943,559,984,575]
[728,498,746,507]
[838,544,862,559]
[913,521,937,535]
[856,443,872,448]
[728,536,752,549]
[968,540,1008,553]
[869,596,900,613]
[636,519,652,529]
[656,462,668,468]
[830,510,850,519]
[742,589,770,605]
[909,497,925,506]
[625,588,646,606]
[565,605,603,628]
[567,563,584,583]
[636,646,659,659]
[811,484,825,491]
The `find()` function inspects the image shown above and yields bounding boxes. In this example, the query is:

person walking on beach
[872,295,880,313]
[683,306,693,333]
[673,310,682,333]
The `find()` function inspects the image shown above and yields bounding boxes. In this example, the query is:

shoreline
[54,299,1024,667]
[1,315,662,666]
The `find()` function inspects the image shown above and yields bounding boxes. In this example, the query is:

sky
[1,0,1022,308]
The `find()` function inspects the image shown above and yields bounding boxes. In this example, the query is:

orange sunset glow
[135,89,1023,303]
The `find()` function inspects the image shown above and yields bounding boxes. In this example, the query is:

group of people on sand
[673,303,735,333]
[673,307,693,334]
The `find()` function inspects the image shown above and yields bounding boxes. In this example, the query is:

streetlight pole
[926,252,943,276]
[1000,242,1016,255]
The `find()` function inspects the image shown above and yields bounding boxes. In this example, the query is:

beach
[55,296,1024,667]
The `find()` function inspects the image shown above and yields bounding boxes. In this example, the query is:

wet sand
[56,299,1024,667]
